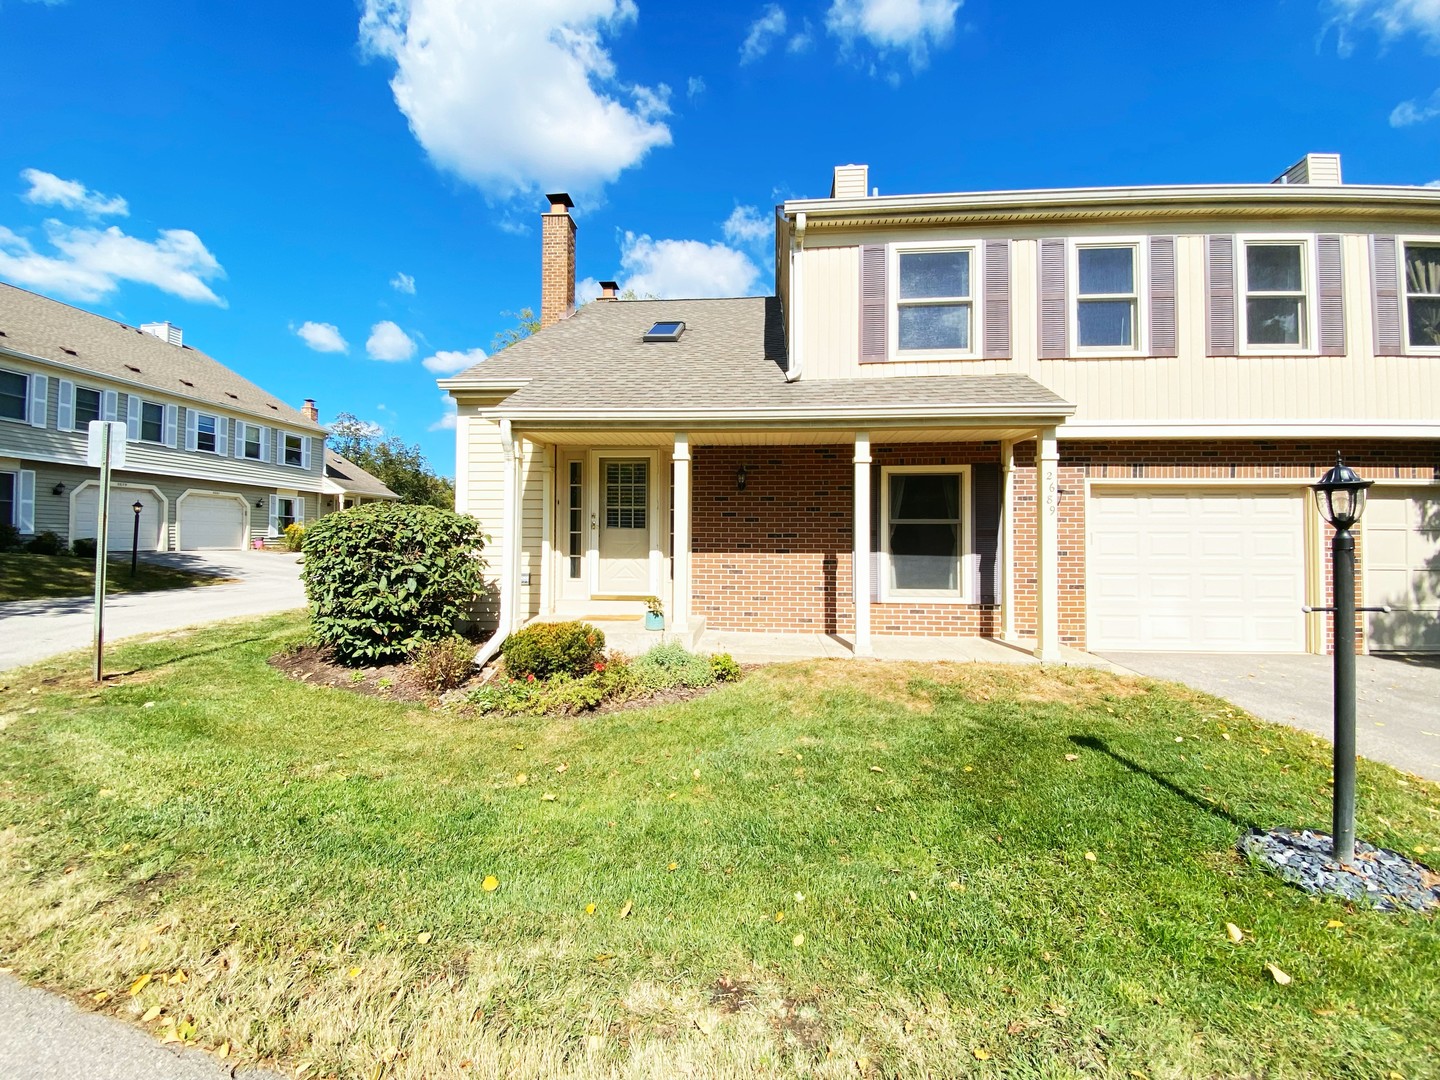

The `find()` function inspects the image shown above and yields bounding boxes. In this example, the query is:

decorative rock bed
[1239,828,1440,913]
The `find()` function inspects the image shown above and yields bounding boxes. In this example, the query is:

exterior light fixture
[52,482,66,496]
[130,500,144,578]
[736,465,748,492]
[1312,455,1372,531]
[255,498,265,508]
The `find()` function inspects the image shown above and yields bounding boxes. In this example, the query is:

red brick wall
[540,209,576,329]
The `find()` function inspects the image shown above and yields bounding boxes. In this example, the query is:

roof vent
[124,364,141,373]
[225,392,238,399]
[140,321,184,346]
[643,321,685,342]
[61,347,77,356]
[179,379,194,388]
[267,403,278,410]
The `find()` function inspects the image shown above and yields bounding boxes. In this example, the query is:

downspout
[472,417,515,670]
[784,211,805,382]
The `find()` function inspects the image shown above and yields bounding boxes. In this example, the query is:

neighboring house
[0,283,326,551]
[442,156,1440,658]
[319,448,399,514]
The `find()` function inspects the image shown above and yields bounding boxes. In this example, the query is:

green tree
[327,413,455,509]
[491,307,541,352]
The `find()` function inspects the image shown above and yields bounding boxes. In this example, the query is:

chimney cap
[546,192,575,212]
[599,280,619,299]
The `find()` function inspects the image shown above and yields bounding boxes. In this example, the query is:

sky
[1,0,1438,474]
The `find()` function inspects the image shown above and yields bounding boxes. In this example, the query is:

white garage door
[1089,489,1307,652]
[1365,489,1440,653]
[179,494,246,551]
[73,487,163,552]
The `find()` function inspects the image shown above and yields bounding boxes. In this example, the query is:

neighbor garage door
[73,486,163,552]
[1365,489,1440,653]
[1088,488,1306,652]
[178,494,246,551]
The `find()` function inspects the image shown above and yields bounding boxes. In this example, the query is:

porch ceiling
[522,426,1046,447]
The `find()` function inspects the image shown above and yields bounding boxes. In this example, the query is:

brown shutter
[860,244,888,362]
[1317,234,1345,356]
[1205,234,1238,355]
[1038,238,1067,358]
[1371,235,1404,356]
[1147,235,1177,357]
[982,240,1011,358]
[971,463,1001,605]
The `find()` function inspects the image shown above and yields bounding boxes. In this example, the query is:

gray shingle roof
[444,296,1070,417]
[0,283,323,430]
[323,449,398,499]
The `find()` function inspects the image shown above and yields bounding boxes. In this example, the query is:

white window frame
[1068,236,1147,356]
[275,496,299,532]
[878,464,973,603]
[0,367,28,424]
[238,421,263,461]
[888,239,983,360]
[282,433,305,468]
[1398,234,1440,354]
[72,384,103,430]
[1240,233,1317,354]
[136,398,166,444]
[194,412,219,454]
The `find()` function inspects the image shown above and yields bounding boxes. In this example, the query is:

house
[319,448,399,514]
[0,283,327,551]
[441,156,1440,659]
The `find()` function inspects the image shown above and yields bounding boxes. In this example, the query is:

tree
[491,307,541,353]
[328,413,455,509]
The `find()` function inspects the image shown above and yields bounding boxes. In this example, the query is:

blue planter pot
[645,612,665,631]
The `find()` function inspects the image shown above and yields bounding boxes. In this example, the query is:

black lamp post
[130,500,144,578]
[1310,456,1373,864]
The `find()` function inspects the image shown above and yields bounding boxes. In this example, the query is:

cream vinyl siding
[795,225,1440,426]
[457,406,506,627]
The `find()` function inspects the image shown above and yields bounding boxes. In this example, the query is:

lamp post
[130,500,144,578]
[1310,456,1373,865]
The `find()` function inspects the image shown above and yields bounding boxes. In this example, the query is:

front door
[594,457,651,596]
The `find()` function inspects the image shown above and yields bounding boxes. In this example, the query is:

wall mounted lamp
[255,498,265,508]
[736,465,748,492]
[52,482,66,496]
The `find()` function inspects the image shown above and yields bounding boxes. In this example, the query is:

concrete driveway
[1103,651,1440,782]
[0,551,305,672]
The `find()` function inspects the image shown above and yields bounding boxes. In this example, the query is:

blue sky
[1,0,1438,472]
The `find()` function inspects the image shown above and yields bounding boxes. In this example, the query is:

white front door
[1366,489,1440,652]
[594,456,651,596]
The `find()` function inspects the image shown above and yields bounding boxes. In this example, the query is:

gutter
[482,402,1076,424]
[785,212,805,383]
[471,417,515,671]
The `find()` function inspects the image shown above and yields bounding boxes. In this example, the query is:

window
[283,433,304,467]
[195,413,217,453]
[0,369,25,421]
[276,497,298,531]
[139,400,164,443]
[604,461,646,530]
[1404,243,1440,348]
[882,467,969,598]
[642,321,685,342]
[0,472,13,527]
[896,248,972,352]
[238,422,263,461]
[74,387,101,429]
[568,460,583,578]
[1244,242,1307,348]
[1076,244,1138,349]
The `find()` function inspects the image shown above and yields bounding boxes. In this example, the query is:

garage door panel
[179,495,246,550]
[1368,490,1440,652]
[74,488,162,551]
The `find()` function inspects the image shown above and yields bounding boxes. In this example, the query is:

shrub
[710,653,742,683]
[300,502,487,664]
[70,537,98,560]
[500,621,605,681]
[283,522,305,552]
[26,531,66,556]
[632,643,715,691]
[0,522,21,552]
[467,655,636,717]
[411,635,475,693]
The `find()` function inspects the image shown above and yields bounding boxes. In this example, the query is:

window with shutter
[74,386,102,429]
[891,245,977,356]
[879,465,974,602]
[1068,239,1144,353]
[0,369,29,422]
[1400,239,1440,350]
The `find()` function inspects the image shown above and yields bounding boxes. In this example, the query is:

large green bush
[301,503,486,664]
[500,621,605,680]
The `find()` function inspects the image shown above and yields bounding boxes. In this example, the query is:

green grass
[0,552,228,602]
[0,614,1437,1079]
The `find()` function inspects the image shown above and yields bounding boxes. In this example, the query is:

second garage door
[1089,489,1307,652]
[178,494,247,551]
[73,486,164,552]
[1365,489,1440,652]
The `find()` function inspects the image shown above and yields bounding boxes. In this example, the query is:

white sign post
[86,421,127,682]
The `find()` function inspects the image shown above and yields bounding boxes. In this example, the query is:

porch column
[672,432,691,632]
[853,431,873,657]
[1000,438,1016,642]
[1034,426,1061,662]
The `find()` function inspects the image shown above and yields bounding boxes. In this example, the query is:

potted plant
[643,596,664,631]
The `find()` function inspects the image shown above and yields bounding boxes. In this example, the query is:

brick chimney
[599,279,619,301]
[540,193,576,329]
[301,398,319,423]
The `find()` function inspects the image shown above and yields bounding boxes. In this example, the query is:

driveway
[1103,651,1440,782]
[0,551,305,672]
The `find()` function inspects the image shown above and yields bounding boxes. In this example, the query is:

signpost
[87,421,126,682]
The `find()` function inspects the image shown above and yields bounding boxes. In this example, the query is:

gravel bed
[1239,827,1440,913]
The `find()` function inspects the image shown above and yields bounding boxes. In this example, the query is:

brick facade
[540,203,576,329]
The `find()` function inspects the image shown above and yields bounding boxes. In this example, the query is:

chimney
[540,192,576,329]
[830,164,869,200]
[599,279,619,301]
[1272,153,1343,186]
[140,321,183,346]
[301,398,319,423]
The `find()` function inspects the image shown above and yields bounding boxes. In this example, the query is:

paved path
[1103,651,1440,782]
[0,551,305,672]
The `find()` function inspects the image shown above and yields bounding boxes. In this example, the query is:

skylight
[643,320,685,342]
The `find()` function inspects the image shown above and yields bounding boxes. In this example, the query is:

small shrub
[26,531,66,556]
[632,643,715,691]
[0,522,21,552]
[467,655,637,717]
[501,621,605,680]
[283,522,306,552]
[70,537,98,559]
[710,653,742,682]
[411,635,475,692]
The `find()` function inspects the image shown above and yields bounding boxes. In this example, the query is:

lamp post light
[1310,456,1373,865]
[130,500,144,578]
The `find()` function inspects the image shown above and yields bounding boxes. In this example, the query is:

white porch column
[672,432,691,632]
[1034,427,1061,662]
[1000,438,1016,642]
[853,431,873,658]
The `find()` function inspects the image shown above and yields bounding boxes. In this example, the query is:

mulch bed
[1239,827,1440,913]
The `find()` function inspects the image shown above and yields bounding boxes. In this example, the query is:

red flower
[593,661,606,672]
[526,673,536,682]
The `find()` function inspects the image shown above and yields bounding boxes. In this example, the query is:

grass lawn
[0,614,1437,1079]
[0,552,228,602]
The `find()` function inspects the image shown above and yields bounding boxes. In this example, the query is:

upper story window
[238,421,264,461]
[195,413,218,453]
[895,247,973,353]
[74,386,101,429]
[1403,243,1440,349]
[283,433,305,467]
[0,369,25,422]
[1244,241,1308,349]
[138,400,165,443]
[1075,244,1139,350]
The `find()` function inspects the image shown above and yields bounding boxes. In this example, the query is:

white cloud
[1330,0,1440,50]
[366,320,417,361]
[295,321,349,353]
[359,0,672,200]
[1392,93,1440,125]
[825,0,960,68]
[390,271,416,294]
[722,204,771,249]
[20,169,128,217]
[421,346,486,374]
[788,19,815,52]
[612,231,761,299]
[687,75,706,99]
[741,4,787,63]
[0,220,225,305]
[429,395,458,431]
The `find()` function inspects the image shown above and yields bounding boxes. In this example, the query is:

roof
[323,449,398,499]
[0,283,323,431]
[439,296,1071,422]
